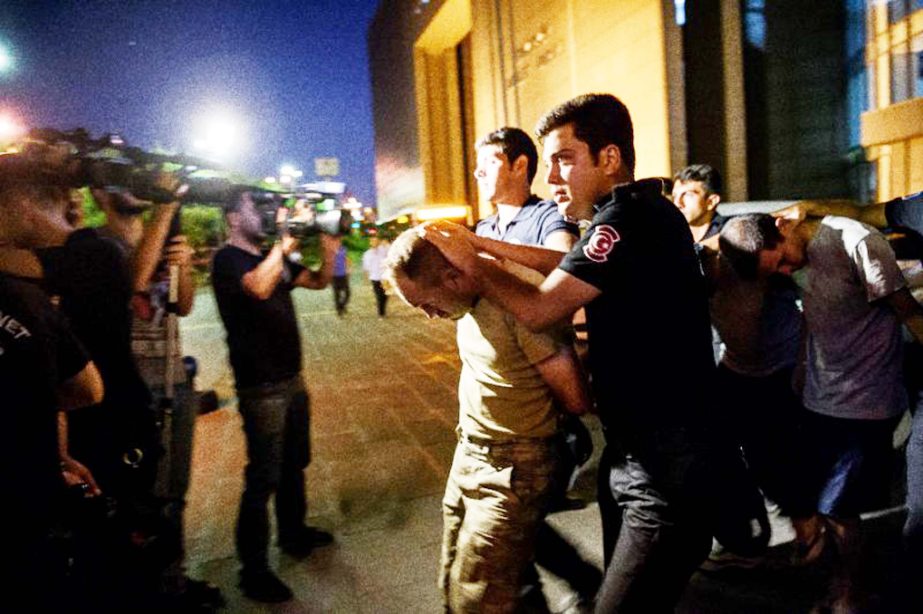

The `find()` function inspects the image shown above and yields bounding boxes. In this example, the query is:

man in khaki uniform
[385,228,592,613]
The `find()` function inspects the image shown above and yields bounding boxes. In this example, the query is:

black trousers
[595,447,711,614]
[371,280,387,316]
[332,275,350,314]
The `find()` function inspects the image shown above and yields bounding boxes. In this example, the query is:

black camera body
[254,189,352,238]
[4,128,230,204]
[3,128,354,237]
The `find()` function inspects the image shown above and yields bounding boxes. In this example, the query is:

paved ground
[179,272,911,613]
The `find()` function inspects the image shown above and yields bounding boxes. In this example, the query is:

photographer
[0,168,105,609]
[212,188,339,603]
[95,188,224,610]
[3,169,188,610]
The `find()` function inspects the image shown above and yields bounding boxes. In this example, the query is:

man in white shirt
[362,236,390,318]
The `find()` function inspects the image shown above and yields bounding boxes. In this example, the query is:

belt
[456,428,559,449]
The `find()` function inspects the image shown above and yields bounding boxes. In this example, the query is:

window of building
[891,43,913,103]
[889,0,910,24]
[744,0,766,50]
[846,0,868,147]
[674,0,686,26]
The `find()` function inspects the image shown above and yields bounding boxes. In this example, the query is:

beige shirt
[456,264,572,441]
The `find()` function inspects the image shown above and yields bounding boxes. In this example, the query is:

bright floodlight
[191,111,241,159]
[0,112,25,142]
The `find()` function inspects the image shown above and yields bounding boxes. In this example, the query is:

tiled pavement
[180,273,911,613]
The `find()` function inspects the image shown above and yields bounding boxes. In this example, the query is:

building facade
[369,0,880,221]
[861,0,923,202]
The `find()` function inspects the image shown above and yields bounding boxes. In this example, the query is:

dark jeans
[791,411,899,518]
[595,447,712,614]
[236,376,311,571]
[715,364,803,514]
[528,429,602,602]
[371,280,387,316]
[332,275,350,314]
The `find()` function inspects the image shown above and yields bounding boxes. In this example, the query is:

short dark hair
[719,214,783,280]
[535,93,635,174]
[476,127,539,183]
[674,164,723,196]
[223,187,252,215]
[384,228,452,291]
[653,177,674,198]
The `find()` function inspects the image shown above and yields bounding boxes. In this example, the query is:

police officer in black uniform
[424,93,766,613]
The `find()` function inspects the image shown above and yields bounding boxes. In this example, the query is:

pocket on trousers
[510,463,555,505]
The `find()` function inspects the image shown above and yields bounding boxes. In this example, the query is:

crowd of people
[0,156,341,610]
[2,91,921,614]
[387,93,923,614]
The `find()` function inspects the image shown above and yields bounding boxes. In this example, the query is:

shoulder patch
[583,224,620,263]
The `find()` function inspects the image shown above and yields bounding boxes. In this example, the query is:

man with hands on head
[719,212,923,612]
[212,189,339,604]
[424,93,767,613]
[384,227,592,613]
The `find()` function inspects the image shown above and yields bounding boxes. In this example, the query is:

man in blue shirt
[474,127,578,251]
[331,244,350,316]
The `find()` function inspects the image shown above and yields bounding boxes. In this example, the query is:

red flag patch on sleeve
[583,225,620,263]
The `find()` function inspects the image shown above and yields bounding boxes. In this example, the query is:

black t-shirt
[558,179,717,457]
[36,228,151,411]
[212,245,306,388]
[1,273,89,535]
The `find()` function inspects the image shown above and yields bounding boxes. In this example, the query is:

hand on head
[418,221,480,276]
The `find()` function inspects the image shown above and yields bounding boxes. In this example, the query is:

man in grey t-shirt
[720,213,923,612]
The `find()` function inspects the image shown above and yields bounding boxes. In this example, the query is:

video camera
[1,127,353,237]
[252,187,352,239]
[0,128,231,204]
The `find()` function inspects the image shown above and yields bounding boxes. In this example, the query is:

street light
[0,112,25,144]
[279,164,303,188]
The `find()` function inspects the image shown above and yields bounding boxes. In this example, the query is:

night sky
[0,0,381,204]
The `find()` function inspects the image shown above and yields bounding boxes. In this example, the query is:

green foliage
[79,187,106,228]
[180,204,225,249]
[342,231,369,252]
